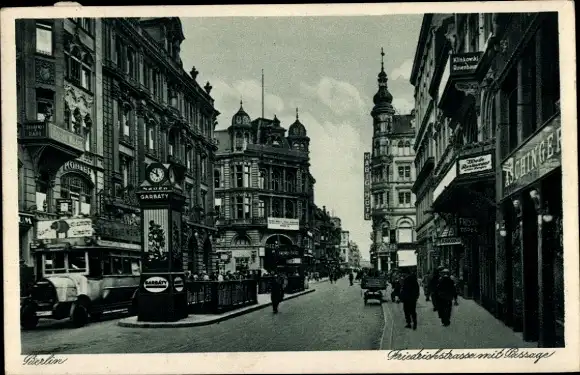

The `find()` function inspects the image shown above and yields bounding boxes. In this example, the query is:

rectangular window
[200,190,207,213]
[81,64,91,91]
[235,196,244,219]
[121,156,130,187]
[243,165,250,187]
[258,199,265,217]
[36,21,53,56]
[147,124,155,150]
[244,196,251,218]
[126,48,134,78]
[398,191,411,206]
[235,165,243,188]
[36,89,54,122]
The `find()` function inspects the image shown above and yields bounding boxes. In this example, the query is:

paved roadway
[21,278,384,354]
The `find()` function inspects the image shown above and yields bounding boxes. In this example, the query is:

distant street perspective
[17,11,564,354]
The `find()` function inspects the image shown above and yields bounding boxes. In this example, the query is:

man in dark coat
[348,271,354,286]
[436,268,458,326]
[400,271,420,330]
[270,273,285,313]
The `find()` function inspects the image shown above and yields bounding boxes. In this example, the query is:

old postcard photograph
[2,1,578,374]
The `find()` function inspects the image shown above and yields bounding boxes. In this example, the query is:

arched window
[60,173,93,216]
[398,140,405,155]
[272,198,282,218]
[272,170,281,191]
[404,140,411,155]
[286,172,295,192]
[81,54,93,91]
[258,169,266,189]
[285,200,294,219]
[397,219,414,244]
[233,236,251,247]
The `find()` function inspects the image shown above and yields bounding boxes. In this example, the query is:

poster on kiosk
[137,162,188,322]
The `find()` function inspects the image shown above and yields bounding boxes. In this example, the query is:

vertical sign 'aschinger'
[364,153,371,220]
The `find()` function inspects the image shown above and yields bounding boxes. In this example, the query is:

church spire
[296,107,299,120]
[381,47,385,72]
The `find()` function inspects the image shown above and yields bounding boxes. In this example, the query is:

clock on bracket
[146,163,168,185]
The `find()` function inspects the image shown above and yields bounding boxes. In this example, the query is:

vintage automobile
[20,248,140,329]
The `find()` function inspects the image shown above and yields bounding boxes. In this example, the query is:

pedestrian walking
[270,273,285,314]
[348,271,354,286]
[436,268,458,326]
[390,272,401,303]
[422,273,431,301]
[400,271,420,330]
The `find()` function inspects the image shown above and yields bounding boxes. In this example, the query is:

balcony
[18,121,84,169]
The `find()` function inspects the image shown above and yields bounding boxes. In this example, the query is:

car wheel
[21,305,39,330]
[71,303,89,328]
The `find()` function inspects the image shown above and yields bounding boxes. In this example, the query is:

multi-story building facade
[347,240,361,269]
[340,230,350,266]
[410,12,562,348]
[312,205,341,274]
[213,106,316,273]
[410,14,454,278]
[17,17,219,292]
[368,50,417,273]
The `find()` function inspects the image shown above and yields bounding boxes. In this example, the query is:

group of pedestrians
[425,267,459,327]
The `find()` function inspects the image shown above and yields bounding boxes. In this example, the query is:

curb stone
[118,289,315,328]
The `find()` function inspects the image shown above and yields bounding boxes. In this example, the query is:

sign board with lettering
[458,217,478,235]
[458,154,493,175]
[143,276,169,293]
[37,218,94,240]
[19,213,34,227]
[502,115,561,197]
[267,217,299,230]
[364,152,371,221]
[450,52,483,77]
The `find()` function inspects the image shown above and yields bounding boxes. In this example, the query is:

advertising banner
[458,154,493,175]
[364,152,371,221]
[267,217,299,230]
[36,218,93,240]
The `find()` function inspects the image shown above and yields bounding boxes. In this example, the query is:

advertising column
[137,163,188,322]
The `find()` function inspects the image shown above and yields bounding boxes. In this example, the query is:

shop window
[35,20,53,56]
[68,252,87,272]
[61,174,92,216]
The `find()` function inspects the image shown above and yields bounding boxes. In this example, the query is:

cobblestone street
[21,279,383,354]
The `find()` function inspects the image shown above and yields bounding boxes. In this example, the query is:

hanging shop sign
[435,237,462,246]
[502,115,561,197]
[364,152,371,221]
[173,276,184,292]
[19,213,34,227]
[267,217,299,231]
[450,52,483,77]
[37,218,94,240]
[458,154,493,175]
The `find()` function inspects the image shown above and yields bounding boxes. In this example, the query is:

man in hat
[436,268,458,326]
[428,266,444,312]
[400,270,420,330]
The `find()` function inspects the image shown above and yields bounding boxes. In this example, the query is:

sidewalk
[381,287,537,349]
[119,288,315,328]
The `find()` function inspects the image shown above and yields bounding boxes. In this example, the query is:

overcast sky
[180,15,423,260]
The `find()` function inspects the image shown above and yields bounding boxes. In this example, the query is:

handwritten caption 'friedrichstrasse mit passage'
[387,348,556,364]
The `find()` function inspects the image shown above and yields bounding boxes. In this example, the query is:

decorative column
[137,162,187,322]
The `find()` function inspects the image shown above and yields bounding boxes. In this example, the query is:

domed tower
[287,108,310,153]
[229,100,252,151]
[370,48,395,272]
